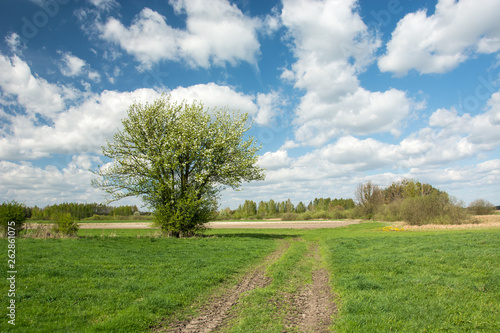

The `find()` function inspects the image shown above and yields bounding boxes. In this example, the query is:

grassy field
[1,222,499,332]
[0,231,279,332]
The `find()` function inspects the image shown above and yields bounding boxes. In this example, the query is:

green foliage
[52,213,79,236]
[375,199,404,222]
[28,202,137,220]
[218,197,356,220]
[382,178,445,203]
[295,201,306,213]
[355,179,471,225]
[93,95,265,236]
[0,200,26,236]
[298,211,313,220]
[153,189,215,237]
[400,193,469,225]
[468,199,496,215]
[281,212,298,221]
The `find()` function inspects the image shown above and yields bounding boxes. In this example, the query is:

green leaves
[93,95,265,236]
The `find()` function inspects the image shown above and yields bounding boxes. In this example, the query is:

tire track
[159,241,290,333]
[285,244,337,332]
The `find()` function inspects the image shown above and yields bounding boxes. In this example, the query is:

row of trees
[217,197,355,219]
[354,179,497,225]
[27,203,140,220]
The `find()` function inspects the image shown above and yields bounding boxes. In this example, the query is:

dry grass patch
[402,214,500,231]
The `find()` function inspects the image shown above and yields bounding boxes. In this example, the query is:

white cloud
[171,0,261,68]
[280,0,412,146]
[168,83,279,126]
[99,0,262,69]
[0,156,146,207]
[59,52,86,77]
[293,86,411,145]
[100,8,181,69]
[5,33,24,54]
[0,53,74,118]
[0,159,102,206]
[281,0,380,69]
[87,70,101,82]
[0,88,161,160]
[1,80,276,160]
[57,51,101,83]
[379,0,500,75]
[88,0,119,11]
[258,150,291,170]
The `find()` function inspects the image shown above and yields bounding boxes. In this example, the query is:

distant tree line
[217,197,355,220]
[26,203,140,220]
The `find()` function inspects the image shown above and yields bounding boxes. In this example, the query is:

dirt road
[76,220,360,229]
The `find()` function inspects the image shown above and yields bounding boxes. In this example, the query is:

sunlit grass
[1,223,499,332]
[0,233,277,332]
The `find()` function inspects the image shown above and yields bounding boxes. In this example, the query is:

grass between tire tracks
[1,223,499,332]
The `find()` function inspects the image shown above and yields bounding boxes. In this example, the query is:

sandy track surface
[161,242,291,332]
[73,220,360,229]
[77,222,155,229]
[207,220,360,229]
[284,243,336,332]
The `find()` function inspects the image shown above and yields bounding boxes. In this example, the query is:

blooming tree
[92,95,265,237]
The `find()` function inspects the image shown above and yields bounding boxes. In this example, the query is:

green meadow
[1,222,499,332]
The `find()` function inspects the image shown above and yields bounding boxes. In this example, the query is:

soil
[157,242,291,332]
[156,240,337,333]
[207,220,360,229]
[284,244,337,332]
[48,220,361,229]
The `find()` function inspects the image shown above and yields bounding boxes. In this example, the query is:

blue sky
[0,0,499,209]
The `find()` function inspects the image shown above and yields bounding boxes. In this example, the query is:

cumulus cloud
[99,0,262,69]
[0,158,106,206]
[280,0,412,146]
[59,52,86,77]
[0,80,277,160]
[58,51,102,83]
[100,8,181,68]
[168,83,279,126]
[0,88,161,160]
[0,53,76,118]
[379,0,500,75]
[170,0,261,68]
[258,150,291,170]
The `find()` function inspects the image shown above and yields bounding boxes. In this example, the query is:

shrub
[348,206,364,219]
[52,213,79,236]
[329,209,348,220]
[281,212,298,221]
[298,211,313,220]
[400,194,469,225]
[400,194,443,225]
[0,201,26,236]
[312,211,329,220]
[375,200,403,222]
[468,199,496,215]
[153,190,214,237]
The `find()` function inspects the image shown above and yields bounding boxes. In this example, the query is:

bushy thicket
[215,179,490,226]
[28,203,140,220]
[467,199,496,215]
[52,213,79,236]
[0,201,27,236]
[357,179,472,225]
